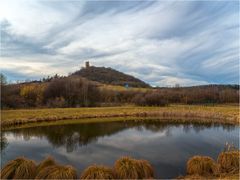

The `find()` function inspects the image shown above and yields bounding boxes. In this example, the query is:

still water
[1,121,239,178]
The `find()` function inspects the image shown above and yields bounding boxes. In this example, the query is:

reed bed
[1,105,239,129]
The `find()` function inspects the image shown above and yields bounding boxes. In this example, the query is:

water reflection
[1,133,8,152]
[2,120,239,178]
[3,121,236,153]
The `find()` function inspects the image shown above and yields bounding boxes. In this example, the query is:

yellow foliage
[20,84,45,105]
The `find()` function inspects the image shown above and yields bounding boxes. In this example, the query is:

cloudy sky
[0,0,239,86]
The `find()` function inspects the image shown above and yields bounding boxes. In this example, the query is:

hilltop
[72,64,150,88]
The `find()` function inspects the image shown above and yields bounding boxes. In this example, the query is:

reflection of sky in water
[1,122,239,179]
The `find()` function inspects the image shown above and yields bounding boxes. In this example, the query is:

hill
[72,66,150,88]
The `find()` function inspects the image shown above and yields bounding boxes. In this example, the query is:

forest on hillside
[1,73,239,109]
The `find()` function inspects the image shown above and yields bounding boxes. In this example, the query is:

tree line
[1,74,239,109]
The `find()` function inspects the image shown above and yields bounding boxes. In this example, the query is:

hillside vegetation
[72,66,150,88]
[0,65,239,109]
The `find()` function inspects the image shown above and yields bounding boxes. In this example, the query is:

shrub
[144,92,167,106]
[217,151,239,173]
[0,157,37,179]
[132,91,168,106]
[186,156,219,176]
[46,97,66,108]
[80,165,115,179]
[35,165,77,179]
[36,156,56,173]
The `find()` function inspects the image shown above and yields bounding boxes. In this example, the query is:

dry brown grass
[114,156,140,179]
[36,156,56,173]
[35,165,77,179]
[80,165,115,179]
[1,105,239,129]
[0,157,37,179]
[217,150,240,173]
[114,156,155,179]
[135,159,154,178]
[187,156,219,176]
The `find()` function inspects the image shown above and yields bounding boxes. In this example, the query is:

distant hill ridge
[72,63,150,88]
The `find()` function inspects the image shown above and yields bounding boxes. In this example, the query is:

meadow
[1,104,239,129]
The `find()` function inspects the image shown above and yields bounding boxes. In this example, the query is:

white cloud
[0,0,238,86]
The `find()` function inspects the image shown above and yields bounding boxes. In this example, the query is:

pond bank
[1,105,239,129]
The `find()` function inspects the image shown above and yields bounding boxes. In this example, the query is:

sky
[0,0,239,86]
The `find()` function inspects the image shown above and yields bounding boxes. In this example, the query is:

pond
[1,120,239,179]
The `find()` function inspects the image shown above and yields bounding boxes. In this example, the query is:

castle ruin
[85,61,90,68]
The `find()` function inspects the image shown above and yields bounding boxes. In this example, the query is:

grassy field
[1,105,239,128]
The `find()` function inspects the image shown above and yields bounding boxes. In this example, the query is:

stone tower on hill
[85,61,90,68]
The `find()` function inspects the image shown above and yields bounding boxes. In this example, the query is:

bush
[132,91,168,106]
[0,157,37,179]
[47,97,66,108]
[80,165,115,179]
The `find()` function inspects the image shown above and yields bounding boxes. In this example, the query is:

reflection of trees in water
[1,132,8,153]
[182,122,236,134]
[3,121,236,152]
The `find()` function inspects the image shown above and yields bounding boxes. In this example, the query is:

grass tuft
[35,165,77,179]
[186,156,219,176]
[36,156,56,173]
[114,156,140,179]
[217,150,239,173]
[0,157,37,179]
[114,156,155,179]
[135,159,154,178]
[80,165,115,179]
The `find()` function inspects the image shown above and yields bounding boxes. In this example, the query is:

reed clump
[80,165,115,179]
[135,159,154,178]
[114,156,139,179]
[36,156,56,173]
[217,150,240,173]
[0,157,37,179]
[114,156,154,179]
[35,165,77,179]
[186,156,219,176]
